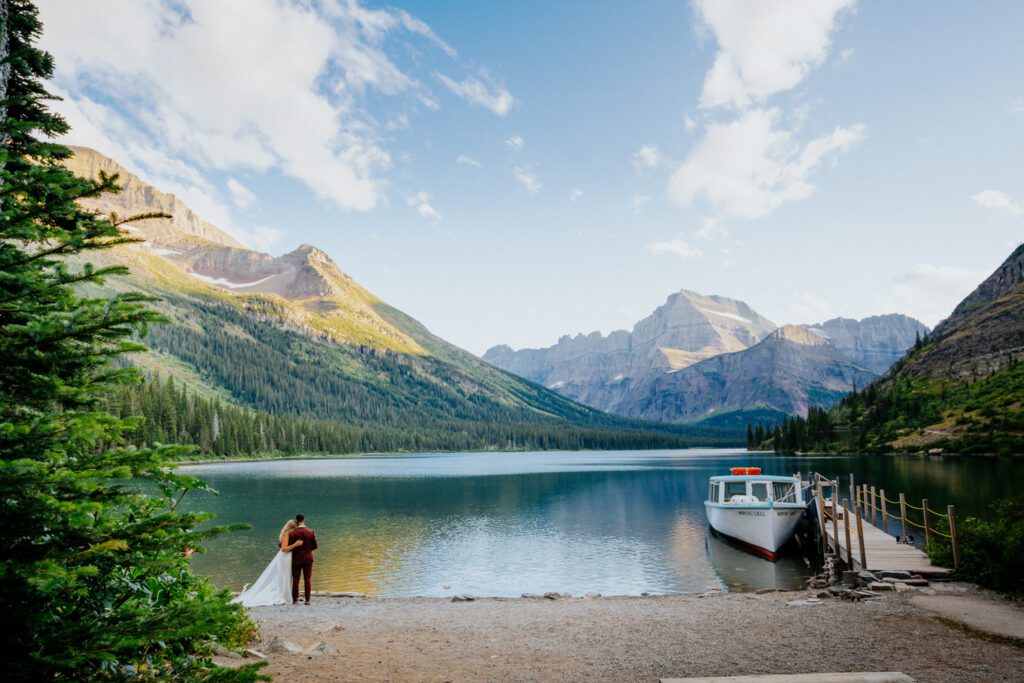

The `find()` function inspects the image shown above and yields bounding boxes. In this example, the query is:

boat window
[773,482,797,503]
[708,482,717,502]
[724,482,747,501]
[750,482,768,502]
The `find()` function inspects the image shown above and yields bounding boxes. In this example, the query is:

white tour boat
[704,467,805,560]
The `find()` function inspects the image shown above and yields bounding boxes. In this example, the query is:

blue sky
[41,1,1023,354]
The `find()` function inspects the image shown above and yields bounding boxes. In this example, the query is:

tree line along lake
[180,449,1024,598]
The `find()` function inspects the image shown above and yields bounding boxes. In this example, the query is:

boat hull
[704,502,803,560]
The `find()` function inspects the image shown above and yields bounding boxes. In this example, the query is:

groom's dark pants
[292,561,312,604]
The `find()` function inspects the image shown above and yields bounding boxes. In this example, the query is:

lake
[180,449,1024,597]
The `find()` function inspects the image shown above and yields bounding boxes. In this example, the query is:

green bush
[929,498,1024,595]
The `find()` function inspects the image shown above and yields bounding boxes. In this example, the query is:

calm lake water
[180,449,1024,597]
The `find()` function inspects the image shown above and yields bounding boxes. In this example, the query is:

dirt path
[229,585,1024,682]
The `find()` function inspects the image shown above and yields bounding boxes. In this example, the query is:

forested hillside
[750,244,1024,455]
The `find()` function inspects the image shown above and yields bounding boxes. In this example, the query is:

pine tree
[0,2,262,678]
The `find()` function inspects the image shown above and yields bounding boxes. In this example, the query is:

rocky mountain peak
[770,324,829,346]
[65,146,245,250]
[932,243,1024,336]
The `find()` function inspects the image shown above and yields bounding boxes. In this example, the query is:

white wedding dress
[232,550,291,607]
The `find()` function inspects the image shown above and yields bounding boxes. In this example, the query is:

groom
[288,514,318,605]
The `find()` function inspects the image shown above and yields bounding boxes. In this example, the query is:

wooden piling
[949,504,960,570]
[923,499,932,549]
[849,474,855,508]
[880,488,888,534]
[843,499,853,567]
[815,479,826,553]
[831,482,840,559]
[855,502,867,569]
[899,493,908,539]
[870,486,878,527]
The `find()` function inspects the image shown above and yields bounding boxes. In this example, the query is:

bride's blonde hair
[279,519,297,544]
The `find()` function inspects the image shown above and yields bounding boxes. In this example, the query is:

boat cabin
[707,472,802,506]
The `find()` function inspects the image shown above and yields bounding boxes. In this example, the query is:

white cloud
[834,47,854,66]
[39,0,468,219]
[787,292,832,323]
[668,108,865,220]
[1011,98,1024,114]
[632,144,663,171]
[505,135,524,151]
[646,238,703,260]
[569,188,584,202]
[417,203,442,221]
[971,189,1023,216]
[695,217,729,240]
[629,193,652,210]
[694,0,856,109]
[435,72,515,116]
[884,264,988,327]
[513,167,541,194]
[249,225,283,252]
[227,178,257,210]
[684,114,698,131]
[456,154,481,167]
[407,191,441,222]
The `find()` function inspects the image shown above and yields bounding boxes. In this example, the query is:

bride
[232,520,304,607]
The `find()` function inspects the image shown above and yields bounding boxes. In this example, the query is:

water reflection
[181,450,1024,597]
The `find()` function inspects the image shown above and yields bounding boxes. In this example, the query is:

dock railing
[811,473,960,571]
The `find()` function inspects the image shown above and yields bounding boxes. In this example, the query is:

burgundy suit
[288,526,318,604]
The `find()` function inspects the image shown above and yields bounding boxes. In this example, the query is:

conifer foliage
[0,2,262,678]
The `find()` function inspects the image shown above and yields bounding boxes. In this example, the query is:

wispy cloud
[435,72,515,116]
[456,154,481,167]
[408,191,442,221]
[668,108,865,219]
[883,264,988,327]
[631,144,663,171]
[505,135,524,151]
[513,167,541,194]
[646,238,702,260]
[1010,97,1024,114]
[972,189,1023,216]
[227,178,257,210]
[569,188,584,202]
[629,193,652,210]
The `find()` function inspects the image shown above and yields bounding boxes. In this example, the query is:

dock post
[870,486,877,527]
[855,502,867,570]
[899,493,908,539]
[880,489,888,534]
[922,499,932,550]
[949,505,960,570]
[831,482,840,558]
[843,499,853,567]
[849,474,855,508]
[815,479,826,554]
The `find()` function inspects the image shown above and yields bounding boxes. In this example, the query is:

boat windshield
[750,482,769,502]
[773,482,797,503]
[723,481,747,501]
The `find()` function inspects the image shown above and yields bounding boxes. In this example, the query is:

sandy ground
[226,584,1024,682]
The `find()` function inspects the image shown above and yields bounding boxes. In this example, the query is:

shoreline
[221,584,1024,682]
[173,448,1021,467]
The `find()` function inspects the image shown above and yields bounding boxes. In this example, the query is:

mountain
[66,147,724,455]
[806,315,930,375]
[754,244,1024,455]
[895,244,1024,382]
[483,290,777,413]
[612,325,876,424]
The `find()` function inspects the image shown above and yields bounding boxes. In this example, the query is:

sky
[40,0,1023,355]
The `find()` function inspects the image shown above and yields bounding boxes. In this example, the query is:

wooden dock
[812,474,953,578]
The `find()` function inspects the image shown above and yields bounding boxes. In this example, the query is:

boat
[704,467,805,560]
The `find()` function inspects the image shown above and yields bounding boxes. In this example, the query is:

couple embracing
[233,514,318,607]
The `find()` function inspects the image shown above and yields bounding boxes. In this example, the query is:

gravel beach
[229,583,1024,682]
